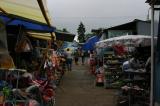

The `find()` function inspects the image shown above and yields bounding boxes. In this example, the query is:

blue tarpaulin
[82,36,100,51]
[0,12,55,33]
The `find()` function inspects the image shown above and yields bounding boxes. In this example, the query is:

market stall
[96,35,154,48]
[0,23,57,106]
[95,35,152,106]
[0,0,58,105]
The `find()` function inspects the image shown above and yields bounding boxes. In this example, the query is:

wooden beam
[0,7,7,14]
[37,0,55,41]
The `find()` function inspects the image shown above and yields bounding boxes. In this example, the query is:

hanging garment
[15,32,33,53]
[0,19,15,68]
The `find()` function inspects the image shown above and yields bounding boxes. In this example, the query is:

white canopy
[96,35,156,48]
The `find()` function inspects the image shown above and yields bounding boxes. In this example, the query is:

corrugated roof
[104,19,151,31]
[55,31,75,42]
[146,0,160,5]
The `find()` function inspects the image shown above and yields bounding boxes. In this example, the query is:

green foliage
[77,22,86,43]
[62,28,68,32]
[57,28,69,33]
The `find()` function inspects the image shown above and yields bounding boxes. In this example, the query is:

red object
[96,74,104,83]
[113,45,126,55]
[90,59,96,66]
[43,89,55,102]
[44,89,55,97]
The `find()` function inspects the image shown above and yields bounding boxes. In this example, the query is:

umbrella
[96,35,157,48]
[82,36,100,51]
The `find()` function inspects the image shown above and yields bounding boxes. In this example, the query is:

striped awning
[28,31,75,42]
[28,32,54,40]
[146,0,160,5]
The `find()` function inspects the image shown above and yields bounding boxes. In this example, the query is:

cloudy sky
[47,0,150,34]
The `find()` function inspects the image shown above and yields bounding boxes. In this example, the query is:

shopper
[89,50,96,75]
[74,49,79,65]
[95,62,105,86]
[80,49,85,65]
[65,48,73,71]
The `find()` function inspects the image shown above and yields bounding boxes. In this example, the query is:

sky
[47,0,150,34]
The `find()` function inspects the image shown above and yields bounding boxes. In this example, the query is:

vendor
[122,50,144,72]
[129,52,142,70]
[145,56,151,72]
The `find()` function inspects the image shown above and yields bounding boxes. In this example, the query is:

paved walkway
[55,64,117,106]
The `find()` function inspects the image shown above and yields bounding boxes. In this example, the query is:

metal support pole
[16,71,20,89]
[150,4,154,106]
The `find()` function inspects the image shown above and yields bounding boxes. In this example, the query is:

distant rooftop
[55,31,75,42]
[91,28,103,33]
[146,0,160,5]
[103,19,150,31]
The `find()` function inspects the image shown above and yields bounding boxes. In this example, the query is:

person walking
[89,50,96,75]
[74,49,79,65]
[81,49,85,65]
[65,48,73,71]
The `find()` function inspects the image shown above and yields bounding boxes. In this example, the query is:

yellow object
[0,0,52,24]
[61,58,66,62]
[0,0,56,40]
[64,48,73,53]
[0,92,4,103]
[28,32,56,40]
[0,53,15,69]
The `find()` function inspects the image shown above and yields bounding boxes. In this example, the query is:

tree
[56,28,69,33]
[62,28,68,32]
[77,22,86,43]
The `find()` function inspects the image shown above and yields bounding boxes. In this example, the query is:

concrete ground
[55,63,117,106]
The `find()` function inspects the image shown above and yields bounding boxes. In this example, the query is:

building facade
[103,19,151,39]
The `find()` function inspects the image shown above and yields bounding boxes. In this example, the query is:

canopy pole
[37,0,55,41]
[150,4,154,106]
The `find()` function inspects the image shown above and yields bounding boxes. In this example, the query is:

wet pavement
[55,63,117,106]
